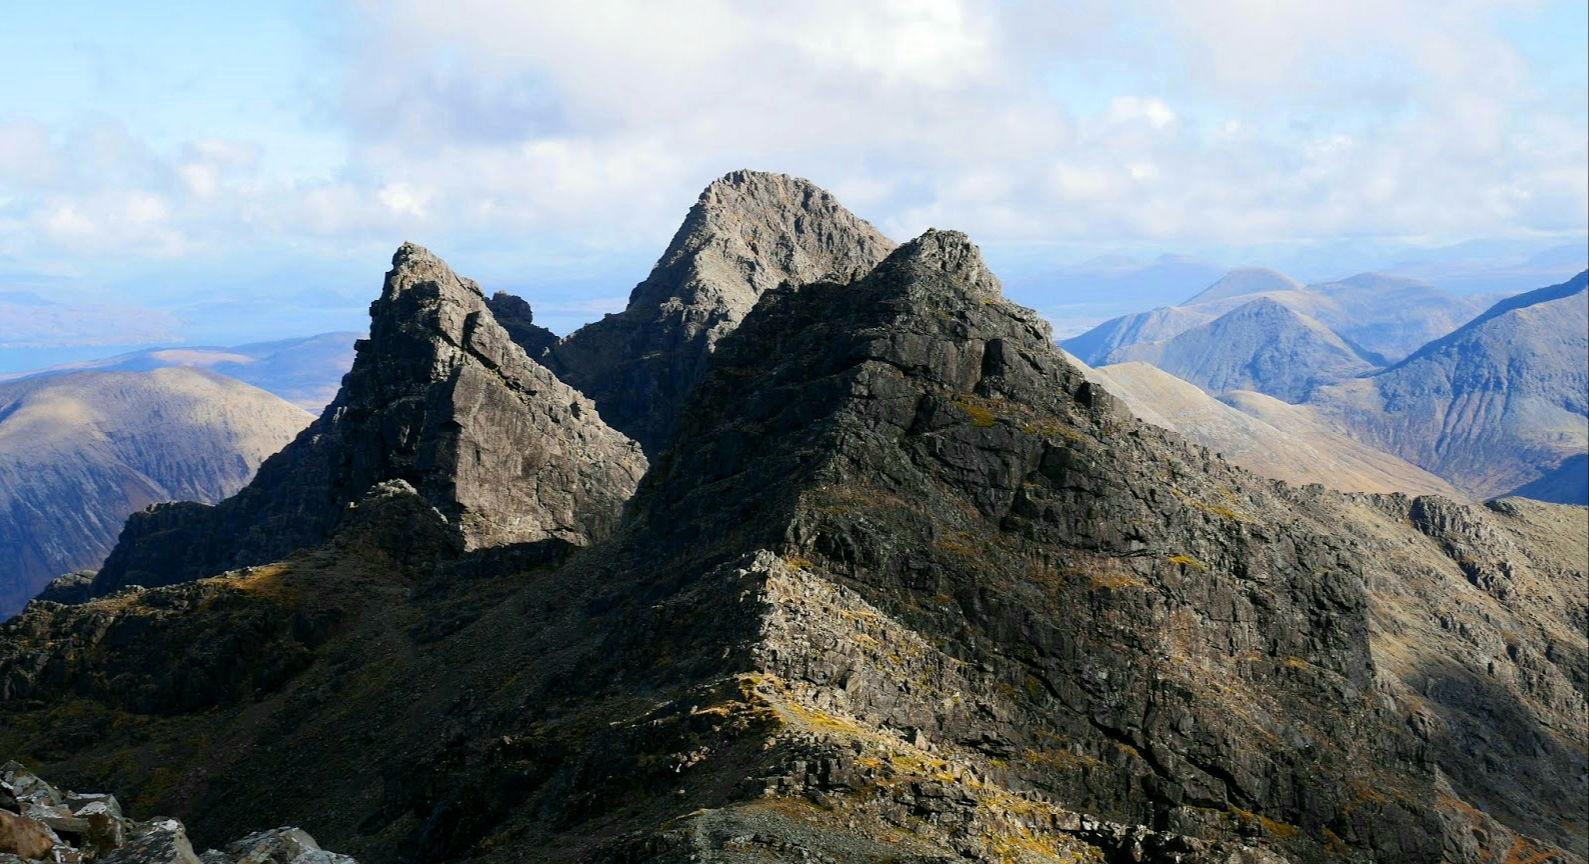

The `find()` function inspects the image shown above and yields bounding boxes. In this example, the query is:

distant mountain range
[1064,268,1495,367]
[0,368,311,616]
[1310,273,1588,501]
[1067,266,1589,504]
[0,289,181,349]
[1104,296,1378,402]
[0,332,360,411]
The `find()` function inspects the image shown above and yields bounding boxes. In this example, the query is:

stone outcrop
[543,169,896,454]
[86,244,646,596]
[0,762,353,863]
[485,291,558,359]
[600,230,1440,861]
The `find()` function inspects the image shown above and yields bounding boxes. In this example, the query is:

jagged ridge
[88,243,646,596]
[543,169,897,454]
[0,178,1580,864]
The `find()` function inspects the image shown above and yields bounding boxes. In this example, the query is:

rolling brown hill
[1080,359,1462,497]
[0,368,310,618]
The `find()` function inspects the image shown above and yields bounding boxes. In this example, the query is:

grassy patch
[953,399,998,428]
[1227,806,1299,839]
[1167,554,1208,571]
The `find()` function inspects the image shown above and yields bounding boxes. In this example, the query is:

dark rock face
[486,291,559,359]
[88,244,646,596]
[1369,493,1588,851]
[33,571,95,605]
[1,563,336,713]
[620,231,1447,862]
[544,169,896,454]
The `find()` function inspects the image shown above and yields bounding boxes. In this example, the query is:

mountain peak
[368,243,491,356]
[385,241,479,294]
[545,171,896,454]
[1184,266,1303,304]
[700,167,817,198]
[88,245,647,595]
[879,228,1003,297]
[391,240,438,267]
[695,169,847,211]
[1229,295,1298,317]
[632,170,895,313]
[1107,295,1376,401]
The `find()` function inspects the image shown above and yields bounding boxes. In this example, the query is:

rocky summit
[87,243,647,596]
[543,169,897,454]
[0,172,1583,864]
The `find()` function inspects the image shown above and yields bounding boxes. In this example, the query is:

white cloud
[39,204,94,237]
[1106,97,1177,130]
[0,0,1581,274]
[1127,162,1159,181]
[377,182,427,218]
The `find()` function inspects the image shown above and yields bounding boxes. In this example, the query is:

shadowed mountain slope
[1297,273,1492,362]
[0,368,309,618]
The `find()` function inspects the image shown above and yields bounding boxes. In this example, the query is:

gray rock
[545,169,896,454]
[88,243,647,595]
[1,764,352,864]
[74,799,125,857]
[0,762,61,809]
[31,572,96,606]
[102,819,199,864]
[485,291,558,359]
[199,827,355,864]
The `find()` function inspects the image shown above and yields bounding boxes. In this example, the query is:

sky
[0,0,1585,359]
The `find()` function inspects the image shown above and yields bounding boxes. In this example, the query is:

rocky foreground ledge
[0,762,353,863]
